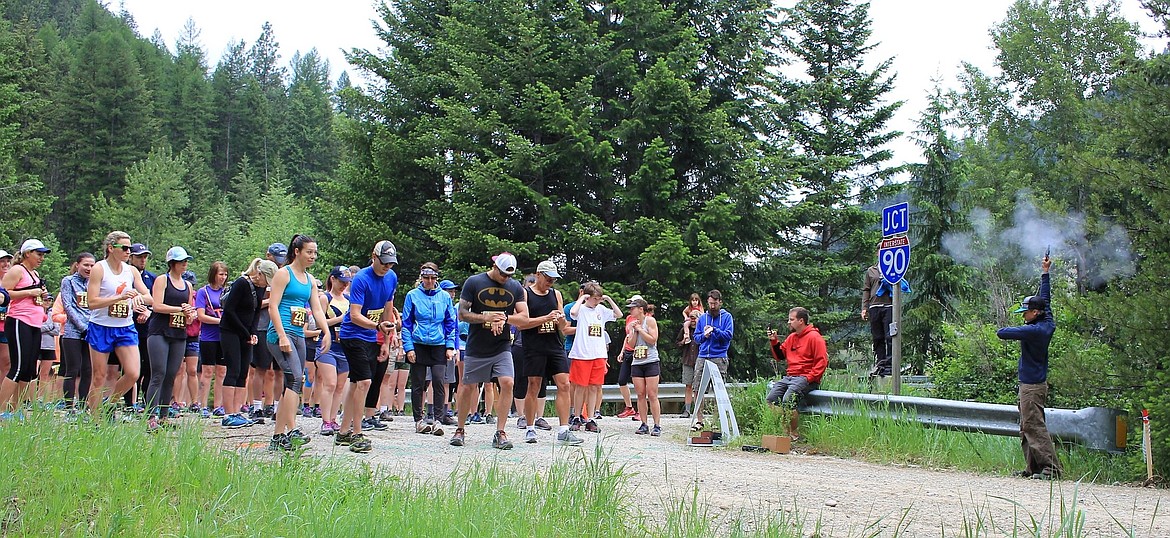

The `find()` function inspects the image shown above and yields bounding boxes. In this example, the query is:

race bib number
[588,324,603,337]
[169,312,186,329]
[483,311,503,330]
[367,308,384,324]
[538,320,556,334]
[290,306,308,328]
[634,346,648,360]
[0,310,6,322]
[108,301,131,319]
[77,292,88,309]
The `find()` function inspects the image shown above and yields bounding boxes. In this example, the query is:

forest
[2,0,1169,473]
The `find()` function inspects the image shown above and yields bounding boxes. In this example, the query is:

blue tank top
[267,266,313,343]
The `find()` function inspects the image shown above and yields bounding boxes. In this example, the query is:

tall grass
[0,410,808,537]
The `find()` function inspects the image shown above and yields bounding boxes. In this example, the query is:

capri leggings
[409,344,448,422]
[5,317,41,383]
[266,335,307,395]
[220,331,252,388]
[146,335,185,415]
[61,336,92,400]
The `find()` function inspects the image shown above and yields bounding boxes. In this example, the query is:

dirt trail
[212,415,1168,537]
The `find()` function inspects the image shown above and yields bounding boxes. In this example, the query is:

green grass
[729,377,1137,484]
[0,410,807,537]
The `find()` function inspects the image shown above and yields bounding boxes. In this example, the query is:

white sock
[380,405,388,412]
[559,425,569,433]
[253,400,261,409]
[527,426,535,432]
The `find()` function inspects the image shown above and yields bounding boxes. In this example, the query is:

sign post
[879,203,910,395]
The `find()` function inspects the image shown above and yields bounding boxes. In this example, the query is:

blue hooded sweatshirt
[402,284,458,352]
[695,308,734,359]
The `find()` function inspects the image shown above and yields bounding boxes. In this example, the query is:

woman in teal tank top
[265,234,332,451]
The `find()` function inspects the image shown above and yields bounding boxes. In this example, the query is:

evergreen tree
[283,49,336,197]
[0,13,53,244]
[165,18,213,156]
[90,145,191,252]
[772,0,902,333]
[210,39,251,185]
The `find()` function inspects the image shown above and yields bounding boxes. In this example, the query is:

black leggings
[146,335,185,418]
[409,344,448,422]
[365,356,390,410]
[5,317,41,383]
[61,336,92,400]
[221,330,252,388]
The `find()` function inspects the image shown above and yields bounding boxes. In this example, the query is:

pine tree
[283,49,336,198]
[165,18,213,157]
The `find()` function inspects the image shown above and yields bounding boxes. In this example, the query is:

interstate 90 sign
[878,235,910,286]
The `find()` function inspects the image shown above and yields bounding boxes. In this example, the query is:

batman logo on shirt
[478,287,514,309]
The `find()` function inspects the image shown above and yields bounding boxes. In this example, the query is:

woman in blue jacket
[402,262,457,435]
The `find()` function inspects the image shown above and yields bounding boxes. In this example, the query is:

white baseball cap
[492,252,517,275]
[0,249,11,259]
[20,239,50,254]
[165,246,193,262]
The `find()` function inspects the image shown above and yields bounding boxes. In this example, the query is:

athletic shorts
[390,358,409,371]
[342,339,379,382]
[305,339,318,362]
[462,350,514,385]
[199,340,224,367]
[569,358,606,386]
[86,323,139,354]
[185,338,200,358]
[524,348,569,379]
[631,361,661,378]
[251,334,273,370]
[39,349,56,362]
[315,348,350,374]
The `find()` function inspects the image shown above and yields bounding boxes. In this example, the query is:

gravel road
[211,413,1169,537]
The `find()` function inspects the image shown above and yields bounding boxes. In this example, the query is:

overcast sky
[120,0,1162,168]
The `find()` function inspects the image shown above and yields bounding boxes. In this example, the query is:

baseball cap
[374,240,398,264]
[439,279,457,290]
[1013,295,1048,313]
[492,252,517,275]
[0,250,10,259]
[19,239,50,254]
[129,243,151,256]
[329,265,352,283]
[536,260,561,279]
[165,246,193,263]
[267,243,288,265]
[256,260,278,282]
[627,297,648,309]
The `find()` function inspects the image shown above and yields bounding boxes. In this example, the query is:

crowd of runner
[0,233,695,452]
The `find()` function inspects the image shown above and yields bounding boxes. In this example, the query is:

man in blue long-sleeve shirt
[691,289,733,429]
[996,255,1061,480]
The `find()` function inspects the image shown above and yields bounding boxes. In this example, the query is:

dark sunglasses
[110,244,133,252]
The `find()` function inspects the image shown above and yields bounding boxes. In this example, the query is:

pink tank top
[7,265,47,326]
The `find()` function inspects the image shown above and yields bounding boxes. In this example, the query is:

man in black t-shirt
[450,252,531,450]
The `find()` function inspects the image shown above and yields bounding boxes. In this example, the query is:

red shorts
[569,358,607,386]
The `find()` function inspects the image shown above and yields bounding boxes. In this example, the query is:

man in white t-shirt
[567,282,621,433]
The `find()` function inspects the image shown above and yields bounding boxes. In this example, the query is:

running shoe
[378,409,394,422]
[557,429,584,446]
[484,414,496,425]
[650,424,661,437]
[534,417,552,431]
[679,409,691,419]
[269,433,293,452]
[515,416,527,430]
[469,413,484,424]
[147,416,161,433]
[334,431,355,446]
[288,429,311,447]
[593,410,603,420]
[450,428,465,446]
[432,424,444,436]
[439,415,457,426]
[631,412,641,422]
[569,415,582,432]
[416,420,433,434]
[172,402,185,416]
[584,420,600,433]
[363,416,389,431]
[312,406,322,418]
[635,423,649,435]
[525,429,537,444]
[319,421,337,436]
[211,406,227,417]
[301,405,312,416]
[200,407,211,419]
[445,408,455,417]
[222,414,250,429]
[492,430,513,450]
[616,406,636,418]
[350,434,372,453]
[263,406,276,418]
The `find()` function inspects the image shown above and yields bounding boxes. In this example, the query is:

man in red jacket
[767,307,827,439]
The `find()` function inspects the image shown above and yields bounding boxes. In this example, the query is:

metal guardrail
[500,382,1128,453]
[798,389,1127,453]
